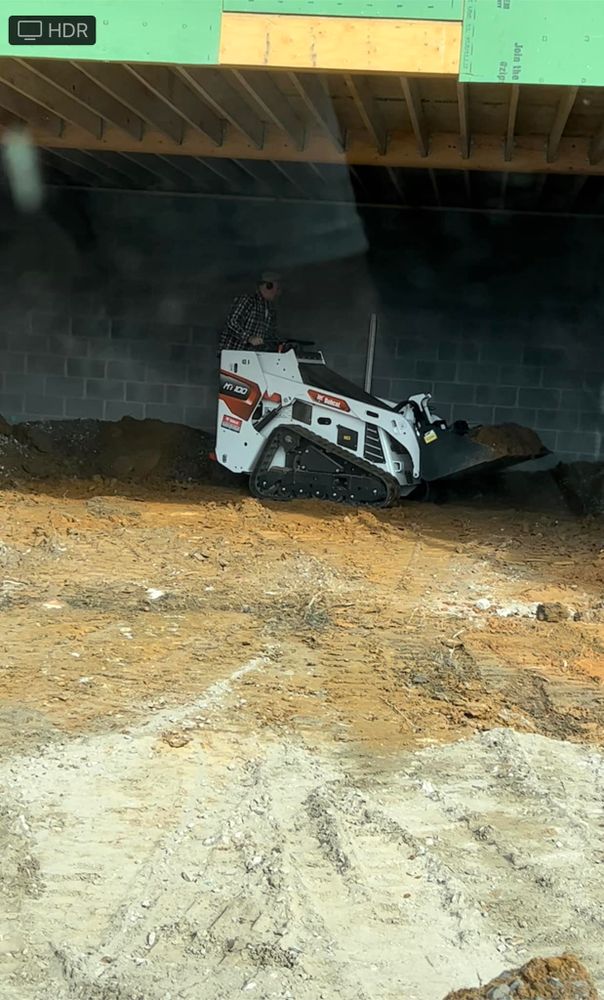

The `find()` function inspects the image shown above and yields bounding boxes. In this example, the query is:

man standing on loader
[219,272,281,351]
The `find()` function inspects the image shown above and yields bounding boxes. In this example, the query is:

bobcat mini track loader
[215,342,546,508]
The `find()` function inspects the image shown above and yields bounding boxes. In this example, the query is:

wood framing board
[219,13,461,73]
[0,1,221,63]
[461,0,604,86]
[223,1,462,20]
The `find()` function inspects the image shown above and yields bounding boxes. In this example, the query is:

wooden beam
[504,84,520,162]
[345,74,387,155]
[29,123,604,177]
[0,81,62,136]
[125,65,223,147]
[546,87,578,164]
[289,73,345,152]
[74,62,183,144]
[120,153,191,189]
[93,152,158,188]
[457,82,470,160]
[231,70,305,150]
[270,159,310,197]
[19,58,142,140]
[589,123,604,166]
[219,13,461,76]
[44,148,123,186]
[0,59,101,138]
[177,67,264,148]
[197,157,252,189]
[401,77,428,157]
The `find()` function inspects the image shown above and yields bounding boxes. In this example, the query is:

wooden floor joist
[30,122,604,177]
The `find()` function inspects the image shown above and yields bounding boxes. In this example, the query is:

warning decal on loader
[221,414,242,432]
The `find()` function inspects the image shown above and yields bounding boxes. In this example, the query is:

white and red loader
[215,342,545,507]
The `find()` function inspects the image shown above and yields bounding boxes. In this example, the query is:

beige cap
[259,270,281,284]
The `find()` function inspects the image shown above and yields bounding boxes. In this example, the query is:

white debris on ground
[1,678,603,1000]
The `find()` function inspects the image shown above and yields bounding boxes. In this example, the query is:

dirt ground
[1,437,603,998]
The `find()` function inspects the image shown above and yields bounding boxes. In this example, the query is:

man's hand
[249,335,264,347]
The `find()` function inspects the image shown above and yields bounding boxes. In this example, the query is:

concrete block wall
[0,188,602,462]
[0,310,218,428]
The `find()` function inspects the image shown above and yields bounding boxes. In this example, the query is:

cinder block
[499,365,542,387]
[541,367,585,390]
[87,339,129,361]
[432,382,476,405]
[518,387,560,409]
[560,388,598,411]
[4,373,45,394]
[191,326,219,346]
[184,406,213,429]
[584,370,604,389]
[536,428,558,452]
[438,341,479,362]
[450,403,494,424]
[144,403,186,424]
[112,320,191,344]
[524,346,568,366]
[579,411,604,432]
[371,377,393,399]
[0,352,26,373]
[31,313,72,337]
[126,382,165,404]
[24,395,65,416]
[45,375,85,398]
[65,398,105,419]
[536,409,579,431]
[67,358,106,378]
[0,393,24,414]
[476,385,518,406]
[389,378,433,400]
[104,401,145,421]
[7,332,48,353]
[188,365,217,385]
[494,407,537,426]
[457,362,499,384]
[86,378,125,400]
[480,342,524,364]
[166,384,205,407]
[26,353,65,375]
[107,360,147,381]
[556,430,599,456]
[147,362,188,384]
[395,339,439,361]
[72,317,111,339]
[415,360,457,381]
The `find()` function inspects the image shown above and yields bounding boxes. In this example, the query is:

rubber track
[249,424,401,508]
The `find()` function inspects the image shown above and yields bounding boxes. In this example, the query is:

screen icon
[16,19,43,41]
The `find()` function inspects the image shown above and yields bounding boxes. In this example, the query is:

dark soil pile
[0,416,217,483]
[443,954,597,1000]
[552,461,604,516]
[470,423,546,459]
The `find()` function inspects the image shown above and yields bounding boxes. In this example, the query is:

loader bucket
[419,422,549,483]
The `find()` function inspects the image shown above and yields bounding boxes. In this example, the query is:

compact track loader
[215,342,546,507]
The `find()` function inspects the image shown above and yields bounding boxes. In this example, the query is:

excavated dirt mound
[552,461,604,516]
[444,954,597,1000]
[0,416,217,483]
[470,423,546,459]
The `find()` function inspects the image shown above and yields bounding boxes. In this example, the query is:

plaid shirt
[219,292,278,351]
